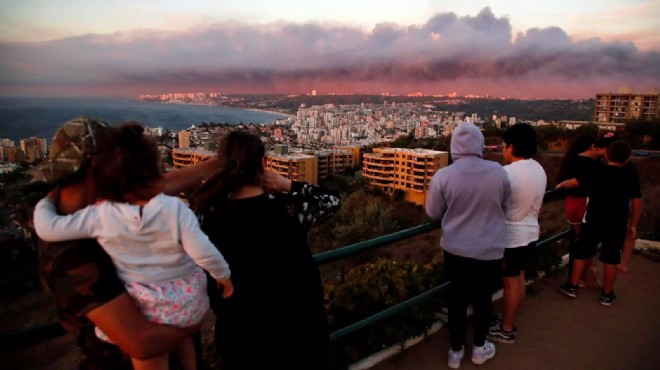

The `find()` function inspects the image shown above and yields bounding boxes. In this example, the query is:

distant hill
[432,98,595,122]
[238,94,596,122]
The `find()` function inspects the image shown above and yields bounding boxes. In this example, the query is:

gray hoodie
[426,123,511,260]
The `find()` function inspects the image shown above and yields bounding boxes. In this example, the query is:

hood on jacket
[451,122,484,160]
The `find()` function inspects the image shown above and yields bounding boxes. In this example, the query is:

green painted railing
[314,221,441,265]
[0,190,570,353]
[320,189,571,342]
[323,225,571,342]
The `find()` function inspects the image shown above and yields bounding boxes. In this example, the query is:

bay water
[0,97,287,144]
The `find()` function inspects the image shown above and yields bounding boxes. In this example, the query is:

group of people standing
[426,122,546,368]
[556,131,642,305]
[32,117,340,370]
[427,123,642,369]
[31,117,642,370]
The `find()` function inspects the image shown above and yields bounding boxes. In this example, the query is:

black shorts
[502,241,535,277]
[572,222,626,265]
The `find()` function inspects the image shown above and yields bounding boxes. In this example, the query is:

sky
[1,0,659,98]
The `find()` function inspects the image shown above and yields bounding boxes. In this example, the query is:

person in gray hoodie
[426,122,511,369]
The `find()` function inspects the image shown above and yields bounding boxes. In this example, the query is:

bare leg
[571,223,582,236]
[175,336,196,370]
[618,237,635,272]
[131,355,169,370]
[583,257,601,289]
[501,273,524,332]
[570,259,588,286]
[602,263,618,294]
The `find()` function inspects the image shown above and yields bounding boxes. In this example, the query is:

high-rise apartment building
[172,148,215,169]
[306,149,354,181]
[363,148,449,206]
[178,131,191,149]
[265,152,318,185]
[594,88,660,124]
[334,145,361,167]
[6,147,25,164]
[19,137,47,163]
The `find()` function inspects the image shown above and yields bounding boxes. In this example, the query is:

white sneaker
[447,346,464,369]
[471,341,496,365]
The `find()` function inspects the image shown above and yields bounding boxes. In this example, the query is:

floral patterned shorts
[96,267,210,342]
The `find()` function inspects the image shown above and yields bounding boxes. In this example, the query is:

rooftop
[172,147,217,156]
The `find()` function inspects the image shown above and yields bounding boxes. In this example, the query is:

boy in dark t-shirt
[557,141,642,306]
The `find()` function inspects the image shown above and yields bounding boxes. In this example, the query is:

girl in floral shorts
[34,123,233,370]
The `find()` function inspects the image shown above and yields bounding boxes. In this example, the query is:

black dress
[201,182,341,370]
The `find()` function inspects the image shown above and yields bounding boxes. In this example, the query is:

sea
[0,97,288,144]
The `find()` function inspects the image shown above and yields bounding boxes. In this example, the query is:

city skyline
[1,1,659,98]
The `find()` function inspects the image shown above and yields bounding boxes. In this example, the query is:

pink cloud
[1,7,658,98]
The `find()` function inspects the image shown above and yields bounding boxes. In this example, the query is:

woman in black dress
[192,131,341,370]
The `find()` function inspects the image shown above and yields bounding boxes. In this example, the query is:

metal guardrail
[1,190,569,353]
[314,221,441,265]
[324,225,571,342]
[0,322,66,353]
[322,189,570,342]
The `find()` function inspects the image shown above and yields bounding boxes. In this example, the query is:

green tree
[326,258,443,367]
[626,118,644,148]
[574,123,598,138]
[309,191,400,253]
[534,125,563,150]
[392,133,414,148]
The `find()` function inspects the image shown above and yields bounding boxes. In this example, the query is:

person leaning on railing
[31,117,223,370]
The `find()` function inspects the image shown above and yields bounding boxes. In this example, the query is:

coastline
[136,99,294,120]
[1,97,291,144]
[245,107,294,120]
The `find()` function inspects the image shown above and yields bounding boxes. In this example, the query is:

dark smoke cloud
[1,7,658,98]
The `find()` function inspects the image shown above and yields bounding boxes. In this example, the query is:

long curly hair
[94,122,163,203]
[192,131,265,213]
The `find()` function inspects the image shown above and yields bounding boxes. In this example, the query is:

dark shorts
[572,222,626,265]
[502,241,535,277]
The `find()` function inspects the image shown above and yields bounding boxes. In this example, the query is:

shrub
[325,258,444,368]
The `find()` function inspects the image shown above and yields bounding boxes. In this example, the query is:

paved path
[370,255,660,370]
[4,256,659,370]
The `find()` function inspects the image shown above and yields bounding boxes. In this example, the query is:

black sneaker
[489,316,518,333]
[489,315,502,331]
[559,283,578,298]
[487,325,517,344]
[600,291,616,307]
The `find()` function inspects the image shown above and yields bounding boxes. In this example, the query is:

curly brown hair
[93,122,163,203]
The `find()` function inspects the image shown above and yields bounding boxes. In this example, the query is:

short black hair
[502,123,537,158]
[596,131,619,149]
[606,140,631,164]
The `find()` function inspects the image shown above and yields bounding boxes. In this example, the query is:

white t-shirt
[34,193,230,284]
[503,159,547,248]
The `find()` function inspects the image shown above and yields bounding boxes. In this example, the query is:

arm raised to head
[163,157,221,196]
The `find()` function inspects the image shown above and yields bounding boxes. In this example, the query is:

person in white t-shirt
[488,123,547,345]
